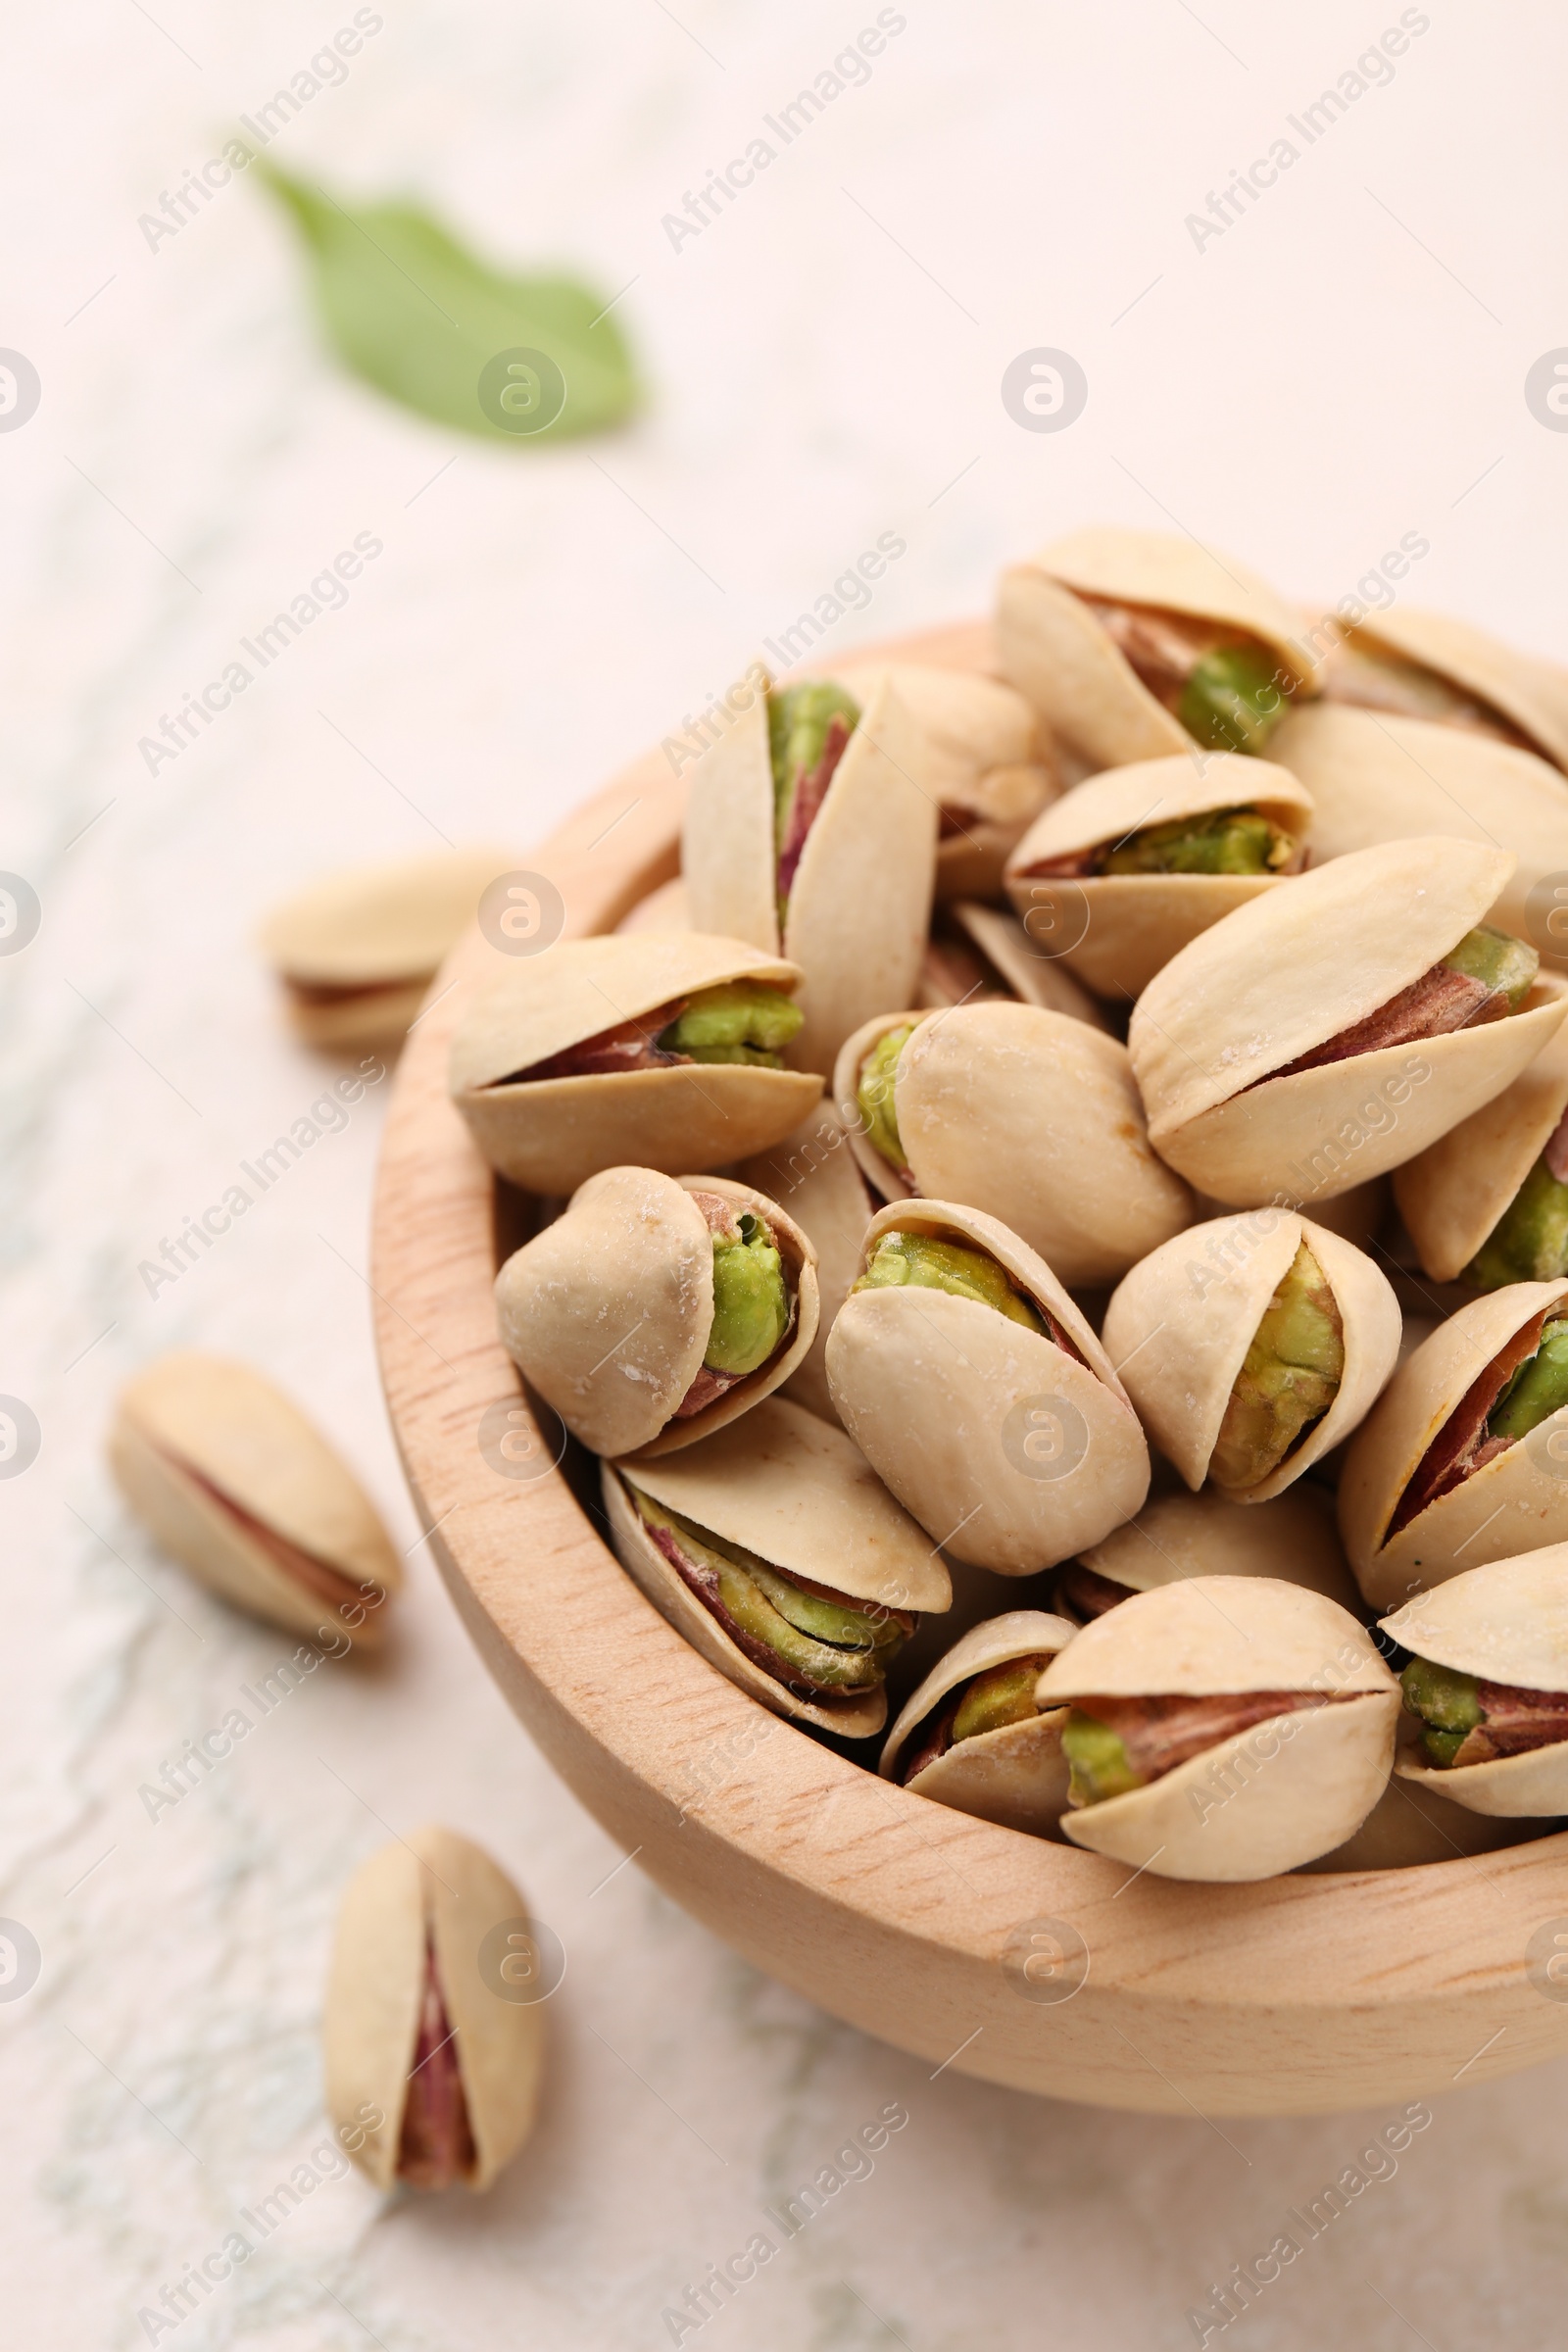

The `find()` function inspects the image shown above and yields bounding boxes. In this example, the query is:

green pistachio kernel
[857,1024,914,1173]
[1176,644,1285,757]
[1400,1655,1484,1769]
[1100,808,1292,878]
[659,980,804,1067]
[950,1654,1054,1745]
[1468,1157,1568,1289]
[855,1230,1045,1333]
[706,1214,788,1377]
[1061,1709,1145,1805]
[1208,1243,1345,1493]
[1441,923,1540,1011]
[768,681,861,833]
[1486,1316,1568,1444]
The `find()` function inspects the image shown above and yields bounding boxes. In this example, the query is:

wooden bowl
[372,621,1568,2116]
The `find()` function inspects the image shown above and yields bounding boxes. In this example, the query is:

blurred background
[6,1,1568,2344]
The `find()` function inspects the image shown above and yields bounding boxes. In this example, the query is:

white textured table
[7,3,1568,2345]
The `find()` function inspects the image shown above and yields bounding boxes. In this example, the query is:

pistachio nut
[830,661,1059,901]
[602,1395,951,1737]
[824,1198,1151,1574]
[996,526,1316,770]
[448,933,823,1196]
[1338,1280,1568,1608]
[1267,702,1568,965]
[1296,1769,1542,1870]
[323,1825,542,2193]
[1102,1211,1400,1501]
[1037,1577,1398,1881]
[878,1609,1079,1834]
[614,875,689,934]
[739,1104,873,1427]
[1129,836,1568,1207]
[495,1168,819,1458]
[1379,1545,1568,1815]
[834,1001,1194,1285]
[110,1353,400,1642]
[259,848,514,1052]
[918,900,1107,1030]
[1004,754,1313,1001]
[1394,1025,1568,1287]
[681,665,939,1073]
[1320,606,1568,770]
[1054,1480,1360,1623]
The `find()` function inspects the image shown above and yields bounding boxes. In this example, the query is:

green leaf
[258,160,638,444]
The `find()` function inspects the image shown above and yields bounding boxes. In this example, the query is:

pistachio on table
[879,1609,1078,1834]
[110,1353,400,1642]
[1036,1577,1398,1881]
[602,1396,951,1737]
[449,933,823,1196]
[1394,1025,1568,1287]
[996,526,1316,770]
[917,900,1106,1030]
[496,1167,818,1458]
[681,666,938,1074]
[1054,1480,1361,1623]
[825,1198,1150,1574]
[834,1001,1193,1287]
[324,1826,543,2193]
[1380,1545,1568,1817]
[1004,753,1313,1001]
[259,848,514,1053]
[739,1103,873,1428]
[1129,836,1568,1208]
[829,661,1059,901]
[1318,605,1568,769]
[1102,1211,1399,1503]
[1339,1280,1568,1608]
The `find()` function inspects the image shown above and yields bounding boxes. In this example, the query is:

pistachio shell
[323,1826,543,2193]
[614,876,690,934]
[681,669,940,1073]
[824,1198,1151,1573]
[997,527,1314,769]
[1077,1482,1360,1611]
[494,1169,818,1457]
[1381,1548,1568,1812]
[878,1609,1078,1834]
[1297,1770,1545,1869]
[941,902,1107,1029]
[833,1002,1194,1284]
[1004,754,1314,999]
[1038,1573,1394,1699]
[1338,1281,1568,1607]
[109,1353,400,1642]
[1129,837,1568,1205]
[1348,607,1568,772]
[1394,1023,1568,1282]
[739,1104,873,1427]
[1102,1212,1400,1499]
[449,933,822,1195]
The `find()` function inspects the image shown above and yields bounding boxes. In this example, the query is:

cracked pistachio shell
[603,1396,950,1738]
[1338,1281,1568,1608]
[448,933,822,1196]
[681,666,939,1074]
[1394,1023,1568,1283]
[1102,1211,1400,1500]
[996,526,1315,769]
[110,1353,400,1642]
[831,661,1060,901]
[495,1168,818,1459]
[878,1609,1079,1834]
[614,875,689,934]
[1343,608,1568,773]
[324,1826,543,2193]
[1129,836,1568,1207]
[1038,1578,1397,1881]
[834,1001,1193,1286]
[1380,1546,1568,1814]
[824,1198,1151,1574]
[740,1104,872,1428]
[1269,705,1568,967]
[1076,1482,1360,1612]
[1004,754,1314,1000]
[922,901,1106,1030]
[259,847,515,1050]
